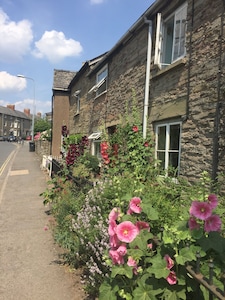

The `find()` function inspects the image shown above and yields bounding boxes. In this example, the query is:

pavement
[0,142,85,300]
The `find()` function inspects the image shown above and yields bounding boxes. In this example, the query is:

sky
[0,0,154,116]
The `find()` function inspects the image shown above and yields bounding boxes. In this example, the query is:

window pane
[173,4,187,61]
[169,124,180,150]
[158,126,166,150]
[163,17,174,65]
[157,151,165,169]
[97,68,107,82]
[169,152,179,169]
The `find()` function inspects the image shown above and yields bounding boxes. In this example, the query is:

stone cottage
[52,0,225,186]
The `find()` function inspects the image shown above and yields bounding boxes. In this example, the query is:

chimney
[7,104,15,110]
[24,108,30,116]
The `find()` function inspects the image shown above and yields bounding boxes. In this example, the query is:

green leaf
[175,247,196,265]
[147,255,169,279]
[133,285,159,300]
[99,282,118,300]
[141,203,159,220]
[111,265,133,279]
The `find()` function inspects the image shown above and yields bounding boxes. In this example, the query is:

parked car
[8,136,17,142]
[0,136,5,141]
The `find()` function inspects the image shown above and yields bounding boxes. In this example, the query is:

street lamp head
[17,74,25,78]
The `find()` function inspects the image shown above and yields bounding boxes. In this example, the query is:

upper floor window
[88,65,108,96]
[154,2,187,68]
[155,121,181,176]
[73,90,81,115]
[96,65,108,96]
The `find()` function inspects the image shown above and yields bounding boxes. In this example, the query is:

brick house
[0,105,31,138]
[52,0,225,186]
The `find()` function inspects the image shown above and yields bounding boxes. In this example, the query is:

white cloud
[33,30,83,63]
[0,71,26,91]
[0,9,33,62]
[90,0,105,4]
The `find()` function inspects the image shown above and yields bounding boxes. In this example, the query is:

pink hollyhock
[108,220,117,236]
[127,256,138,267]
[188,217,201,230]
[109,208,120,222]
[166,271,177,285]
[116,221,139,243]
[144,141,149,147]
[147,243,153,249]
[117,244,127,256]
[204,214,222,232]
[189,201,212,220]
[127,256,138,275]
[128,197,142,214]
[208,194,218,209]
[164,254,174,270]
[135,221,150,232]
[109,249,124,265]
[132,125,138,132]
[109,234,120,249]
[100,141,109,151]
[104,158,110,164]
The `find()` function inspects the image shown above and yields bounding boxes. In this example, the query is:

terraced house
[52,0,225,187]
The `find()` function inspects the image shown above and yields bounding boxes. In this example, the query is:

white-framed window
[88,65,108,96]
[154,2,187,68]
[155,121,181,175]
[88,132,102,159]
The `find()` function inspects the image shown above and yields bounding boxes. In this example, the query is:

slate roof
[53,69,77,90]
[0,105,31,119]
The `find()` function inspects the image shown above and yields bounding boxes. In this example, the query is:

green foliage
[40,94,225,299]
[34,118,51,135]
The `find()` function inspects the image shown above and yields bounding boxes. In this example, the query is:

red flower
[132,125,138,132]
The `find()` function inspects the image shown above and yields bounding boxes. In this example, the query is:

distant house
[0,105,32,138]
[52,0,225,188]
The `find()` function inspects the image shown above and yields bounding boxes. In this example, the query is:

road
[0,141,17,178]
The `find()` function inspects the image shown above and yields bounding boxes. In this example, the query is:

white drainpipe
[143,17,152,139]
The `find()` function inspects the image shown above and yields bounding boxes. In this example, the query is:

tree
[34,118,51,135]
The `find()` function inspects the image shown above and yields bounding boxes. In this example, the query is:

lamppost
[17,75,35,141]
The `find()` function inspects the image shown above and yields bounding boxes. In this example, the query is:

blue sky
[0,0,154,116]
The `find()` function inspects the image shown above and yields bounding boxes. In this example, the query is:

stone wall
[35,140,51,157]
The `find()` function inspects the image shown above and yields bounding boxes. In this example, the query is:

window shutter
[154,13,162,67]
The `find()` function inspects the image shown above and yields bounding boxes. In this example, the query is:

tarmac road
[0,142,85,300]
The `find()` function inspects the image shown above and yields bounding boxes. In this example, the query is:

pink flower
[43,226,48,231]
[127,256,137,267]
[109,234,120,249]
[204,214,222,232]
[109,249,124,265]
[127,257,138,275]
[189,201,212,220]
[208,194,218,209]
[188,217,201,230]
[128,197,142,214]
[109,208,120,222]
[147,243,153,249]
[117,244,127,256]
[132,125,138,132]
[166,271,177,285]
[164,254,174,270]
[116,221,139,243]
[108,220,117,236]
[135,221,150,232]
[100,141,109,151]
[144,141,149,147]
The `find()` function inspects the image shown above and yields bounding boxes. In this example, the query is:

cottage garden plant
[42,106,225,299]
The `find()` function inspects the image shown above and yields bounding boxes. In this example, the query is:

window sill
[152,57,187,79]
